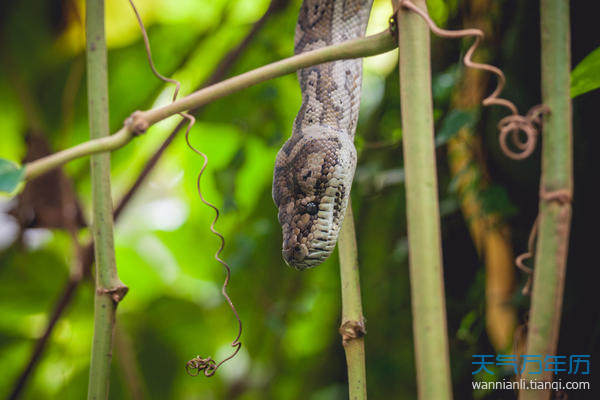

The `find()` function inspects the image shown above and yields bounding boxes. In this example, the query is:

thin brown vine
[396,0,548,160]
[127,0,243,377]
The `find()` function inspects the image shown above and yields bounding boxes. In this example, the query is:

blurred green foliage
[1,0,598,399]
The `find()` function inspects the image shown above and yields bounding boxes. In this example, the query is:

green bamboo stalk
[23,31,396,182]
[338,200,367,399]
[519,0,572,398]
[395,1,453,399]
[86,1,128,399]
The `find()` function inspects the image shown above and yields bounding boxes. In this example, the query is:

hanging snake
[272,0,373,269]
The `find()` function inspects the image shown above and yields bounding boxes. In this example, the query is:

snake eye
[306,202,318,215]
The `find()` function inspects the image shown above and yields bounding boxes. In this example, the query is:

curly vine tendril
[396,0,549,160]
[127,0,242,378]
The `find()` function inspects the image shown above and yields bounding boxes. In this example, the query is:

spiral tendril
[396,0,549,159]
[127,0,242,377]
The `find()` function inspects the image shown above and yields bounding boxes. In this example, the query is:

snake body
[273,0,372,269]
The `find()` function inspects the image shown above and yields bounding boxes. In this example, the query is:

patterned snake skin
[272,0,373,269]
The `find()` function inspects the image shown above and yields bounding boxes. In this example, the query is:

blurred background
[0,0,598,398]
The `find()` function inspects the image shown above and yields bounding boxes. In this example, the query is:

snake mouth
[282,241,334,270]
[282,241,335,270]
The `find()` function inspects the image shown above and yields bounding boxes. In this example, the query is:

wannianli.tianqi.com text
[472,379,591,391]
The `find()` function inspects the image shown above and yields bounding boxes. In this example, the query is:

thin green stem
[338,200,367,400]
[519,0,572,399]
[395,1,452,399]
[25,127,131,180]
[23,31,396,181]
[139,31,394,125]
[86,1,128,399]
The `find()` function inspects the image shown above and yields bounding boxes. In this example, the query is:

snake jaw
[280,198,339,269]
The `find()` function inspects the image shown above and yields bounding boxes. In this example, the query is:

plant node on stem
[124,111,150,135]
[339,319,367,346]
[97,286,129,304]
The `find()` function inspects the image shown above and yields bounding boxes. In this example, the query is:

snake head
[272,128,356,270]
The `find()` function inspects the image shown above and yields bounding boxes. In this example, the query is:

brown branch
[6,2,285,397]
[114,324,148,400]
[7,242,93,400]
[7,281,78,400]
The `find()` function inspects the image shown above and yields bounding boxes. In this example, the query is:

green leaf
[435,109,478,147]
[0,158,25,193]
[571,46,600,98]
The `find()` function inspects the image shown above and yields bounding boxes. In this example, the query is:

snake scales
[272,0,373,269]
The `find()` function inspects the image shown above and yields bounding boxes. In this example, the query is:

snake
[272,0,373,270]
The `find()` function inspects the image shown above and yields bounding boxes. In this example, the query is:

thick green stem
[86,1,128,399]
[338,201,367,400]
[22,31,395,181]
[519,1,572,399]
[396,1,453,399]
